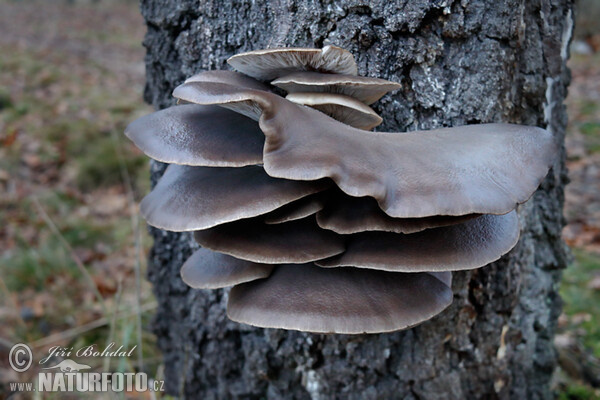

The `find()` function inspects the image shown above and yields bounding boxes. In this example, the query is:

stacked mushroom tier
[126,46,558,334]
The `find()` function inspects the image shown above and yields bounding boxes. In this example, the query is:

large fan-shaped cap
[316,212,520,272]
[227,264,453,334]
[263,193,325,224]
[180,248,273,289]
[140,165,328,232]
[173,82,557,218]
[316,193,479,234]
[286,92,382,130]
[227,45,358,81]
[272,71,401,105]
[193,217,345,264]
[124,104,263,167]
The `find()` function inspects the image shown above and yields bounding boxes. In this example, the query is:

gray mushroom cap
[316,212,520,272]
[180,248,273,289]
[316,193,479,234]
[272,71,401,105]
[227,264,453,334]
[286,92,383,130]
[185,70,271,91]
[124,104,264,167]
[227,45,358,81]
[173,81,558,218]
[264,193,325,224]
[141,164,328,232]
[194,217,345,264]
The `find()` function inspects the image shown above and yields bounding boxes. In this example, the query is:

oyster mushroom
[286,92,383,130]
[125,104,264,167]
[272,71,401,105]
[180,247,273,289]
[193,217,345,264]
[173,80,557,218]
[141,164,329,231]
[227,264,453,334]
[316,212,519,272]
[227,46,358,81]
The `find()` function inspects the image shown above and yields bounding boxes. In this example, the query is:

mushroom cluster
[126,46,558,334]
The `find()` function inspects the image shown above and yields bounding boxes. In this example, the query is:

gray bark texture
[140,0,573,398]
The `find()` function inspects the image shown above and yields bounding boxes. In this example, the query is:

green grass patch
[560,249,600,358]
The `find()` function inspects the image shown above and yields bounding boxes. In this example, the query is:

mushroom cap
[316,193,479,234]
[193,217,345,264]
[227,264,453,334]
[173,81,557,218]
[124,104,263,167]
[316,211,520,272]
[180,247,273,289]
[185,70,271,91]
[272,71,401,105]
[264,193,325,224]
[140,164,328,232]
[286,92,383,130]
[227,45,358,81]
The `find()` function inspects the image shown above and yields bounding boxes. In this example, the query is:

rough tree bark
[140,0,573,398]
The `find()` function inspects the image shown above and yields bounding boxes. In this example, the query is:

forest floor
[0,0,598,399]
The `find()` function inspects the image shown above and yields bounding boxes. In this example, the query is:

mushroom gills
[227,46,358,81]
[286,92,382,130]
[272,71,401,105]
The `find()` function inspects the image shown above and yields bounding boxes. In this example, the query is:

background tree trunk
[140,0,573,398]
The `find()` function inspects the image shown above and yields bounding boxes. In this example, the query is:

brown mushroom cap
[316,193,479,234]
[286,92,383,130]
[263,193,325,224]
[180,247,273,289]
[272,71,401,105]
[227,264,453,334]
[173,81,557,218]
[316,211,520,272]
[227,45,358,81]
[194,217,345,264]
[124,104,264,167]
[140,165,328,232]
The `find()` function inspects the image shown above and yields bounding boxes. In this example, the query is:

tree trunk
[140,0,573,398]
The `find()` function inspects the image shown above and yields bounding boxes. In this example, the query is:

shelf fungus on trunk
[126,46,558,334]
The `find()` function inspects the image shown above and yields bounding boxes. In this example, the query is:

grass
[560,250,600,359]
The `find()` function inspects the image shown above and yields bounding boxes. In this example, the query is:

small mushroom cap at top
[141,164,329,232]
[181,247,273,289]
[263,193,325,224]
[272,71,401,105]
[193,217,345,264]
[227,264,453,334]
[316,193,479,234]
[173,81,558,218]
[227,46,358,81]
[125,104,264,167]
[286,92,383,130]
[316,212,520,272]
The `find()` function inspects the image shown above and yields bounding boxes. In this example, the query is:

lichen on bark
[140,0,573,398]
